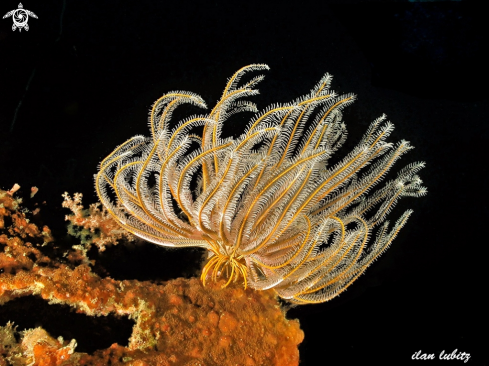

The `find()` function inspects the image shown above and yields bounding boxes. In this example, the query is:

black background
[0,0,487,365]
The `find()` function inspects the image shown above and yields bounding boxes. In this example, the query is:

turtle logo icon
[3,3,38,32]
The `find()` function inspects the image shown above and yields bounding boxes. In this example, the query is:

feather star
[95,64,426,304]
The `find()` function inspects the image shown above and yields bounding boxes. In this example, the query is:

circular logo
[12,9,28,28]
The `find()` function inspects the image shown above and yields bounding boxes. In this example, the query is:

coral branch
[0,188,303,365]
[62,192,135,252]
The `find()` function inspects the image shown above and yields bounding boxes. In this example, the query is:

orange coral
[62,192,135,252]
[0,188,304,365]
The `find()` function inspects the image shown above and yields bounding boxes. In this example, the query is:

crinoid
[95,64,426,304]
